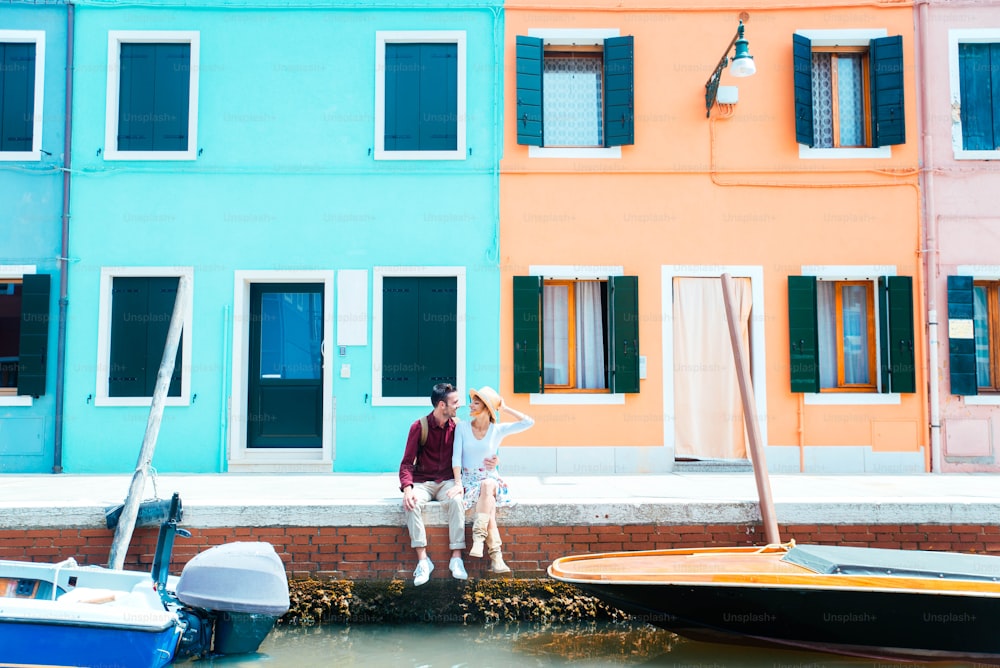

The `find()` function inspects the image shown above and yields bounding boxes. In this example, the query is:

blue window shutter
[870,35,905,147]
[513,276,542,393]
[878,276,915,394]
[145,277,183,397]
[153,43,191,152]
[382,277,456,397]
[515,36,543,146]
[0,42,36,152]
[16,274,49,397]
[958,43,999,151]
[788,276,819,392]
[418,43,458,151]
[110,277,181,397]
[604,36,634,147]
[947,276,978,396]
[610,275,639,393]
[118,44,155,151]
[792,34,814,147]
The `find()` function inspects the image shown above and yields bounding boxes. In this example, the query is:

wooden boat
[549,540,1000,664]
[0,493,289,666]
[550,274,1000,665]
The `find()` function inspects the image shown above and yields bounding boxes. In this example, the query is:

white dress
[452,416,534,511]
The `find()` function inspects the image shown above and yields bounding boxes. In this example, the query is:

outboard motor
[175,541,290,655]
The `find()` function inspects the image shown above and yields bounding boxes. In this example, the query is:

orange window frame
[813,46,872,148]
[974,281,1000,392]
[0,278,23,396]
[830,280,877,392]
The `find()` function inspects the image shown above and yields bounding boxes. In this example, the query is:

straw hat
[469,386,502,423]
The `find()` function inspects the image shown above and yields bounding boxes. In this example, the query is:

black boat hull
[577,581,1000,664]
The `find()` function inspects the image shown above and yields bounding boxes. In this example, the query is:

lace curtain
[543,54,603,147]
[812,53,865,148]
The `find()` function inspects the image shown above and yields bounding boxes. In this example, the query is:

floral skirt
[461,467,514,512]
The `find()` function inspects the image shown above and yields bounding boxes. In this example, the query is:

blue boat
[0,493,289,666]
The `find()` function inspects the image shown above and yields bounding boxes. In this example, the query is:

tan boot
[469,513,489,558]
[486,524,511,573]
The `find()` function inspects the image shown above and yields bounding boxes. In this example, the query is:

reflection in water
[187,621,973,668]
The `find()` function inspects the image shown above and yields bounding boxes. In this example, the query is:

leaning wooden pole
[108,275,189,570]
[720,273,781,545]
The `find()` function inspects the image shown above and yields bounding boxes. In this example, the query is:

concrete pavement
[1,472,998,530]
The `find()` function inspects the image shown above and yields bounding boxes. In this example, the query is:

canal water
[187,621,975,667]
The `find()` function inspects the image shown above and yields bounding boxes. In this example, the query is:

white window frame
[527,28,623,160]
[0,31,45,162]
[801,264,900,405]
[949,29,1000,160]
[0,264,37,406]
[95,266,194,407]
[229,270,335,470]
[372,266,466,406]
[104,31,200,161]
[374,31,466,161]
[528,264,624,405]
[958,264,1000,405]
[796,29,891,160]
[660,265,768,452]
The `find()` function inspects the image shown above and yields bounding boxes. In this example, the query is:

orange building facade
[497,1,926,475]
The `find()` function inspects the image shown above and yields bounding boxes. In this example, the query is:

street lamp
[705,20,756,117]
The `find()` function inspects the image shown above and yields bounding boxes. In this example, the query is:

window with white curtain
[542,279,608,390]
[974,281,1000,391]
[817,280,876,390]
[543,52,603,147]
[811,48,869,148]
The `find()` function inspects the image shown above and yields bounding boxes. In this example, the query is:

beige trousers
[404,480,466,550]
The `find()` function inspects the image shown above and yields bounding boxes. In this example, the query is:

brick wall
[3,523,999,580]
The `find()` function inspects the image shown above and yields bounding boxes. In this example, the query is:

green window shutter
[879,276,915,393]
[145,277,182,397]
[792,34,814,147]
[0,42,36,152]
[609,275,639,393]
[16,274,49,397]
[604,36,634,147]
[418,43,458,151]
[153,43,191,152]
[110,277,181,398]
[515,36,544,147]
[870,35,905,147]
[947,275,978,396]
[513,275,542,393]
[417,276,457,389]
[119,44,190,152]
[788,276,819,392]
[958,43,1000,151]
[382,277,456,397]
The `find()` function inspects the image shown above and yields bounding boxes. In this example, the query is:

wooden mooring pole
[720,273,781,545]
[108,274,189,569]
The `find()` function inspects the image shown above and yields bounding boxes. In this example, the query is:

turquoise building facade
[0,1,67,473]
[51,0,503,473]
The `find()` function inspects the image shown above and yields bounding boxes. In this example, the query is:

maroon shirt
[398,411,456,491]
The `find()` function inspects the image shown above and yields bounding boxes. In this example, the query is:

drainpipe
[53,1,74,474]
[914,0,941,472]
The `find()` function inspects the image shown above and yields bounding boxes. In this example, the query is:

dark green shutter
[0,42,36,152]
[959,43,1000,151]
[110,277,181,397]
[154,43,191,152]
[947,275,978,396]
[788,276,819,392]
[878,276,915,393]
[16,274,49,397]
[603,36,634,147]
[419,44,457,151]
[145,277,182,397]
[792,34,814,147]
[513,276,541,393]
[515,36,544,146]
[118,43,190,152]
[382,277,456,397]
[418,277,457,389]
[870,35,905,147]
[609,275,639,393]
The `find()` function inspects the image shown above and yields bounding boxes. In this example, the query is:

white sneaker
[449,557,468,580]
[413,558,434,586]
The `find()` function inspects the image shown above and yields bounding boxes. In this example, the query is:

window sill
[962,394,1000,406]
[0,395,32,407]
[103,149,197,161]
[0,151,41,162]
[803,393,900,406]
[530,393,624,406]
[953,149,1000,161]
[529,146,622,159]
[374,149,466,161]
[93,396,190,407]
[798,145,891,160]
